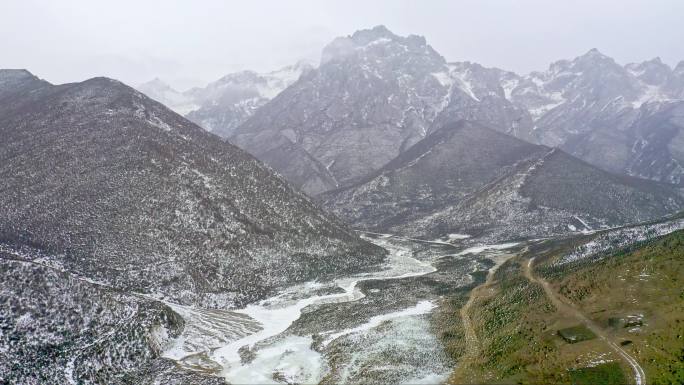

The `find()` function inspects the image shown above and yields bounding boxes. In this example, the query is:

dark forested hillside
[0,69,384,309]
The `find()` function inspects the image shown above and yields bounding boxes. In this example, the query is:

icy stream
[162,233,520,384]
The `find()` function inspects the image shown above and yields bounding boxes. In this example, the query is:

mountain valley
[3,17,684,385]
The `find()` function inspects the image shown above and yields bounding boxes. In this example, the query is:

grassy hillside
[443,229,684,385]
[540,230,684,385]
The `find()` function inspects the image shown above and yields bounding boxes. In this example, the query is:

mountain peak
[675,60,684,75]
[624,57,673,86]
[0,69,38,83]
[321,25,437,66]
[635,56,671,70]
[350,25,397,43]
[138,77,176,92]
[579,48,611,61]
[142,77,167,86]
[0,69,49,96]
[566,48,622,73]
[81,76,127,89]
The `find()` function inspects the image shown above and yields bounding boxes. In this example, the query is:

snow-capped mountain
[232,26,458,195]
[323,121,684,241]
[428,62,535,142]
[185,61,314,138]
[496,50,684,185]
[137,62,313,139]
[136,77,199,115]
[430,51,684,188]
[222,29,684,193]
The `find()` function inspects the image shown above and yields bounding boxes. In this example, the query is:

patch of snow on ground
[500,77,519,100]
[632,84,673,108]
[455,242,520,256]
[451,70,480,102]
[448,233,471,240]
[322,300,435,346]
[223,335,324,385]
[175,235,438,382]
[431,70,455,88]
[558,218,684,265]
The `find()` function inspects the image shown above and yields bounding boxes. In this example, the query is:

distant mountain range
[4,24,684,385]
[146,26,683,196]
[438,50,684,187]
[137,61,313,138]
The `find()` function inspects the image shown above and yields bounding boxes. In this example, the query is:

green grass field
[569,362,627,385]
[440,229,684,385]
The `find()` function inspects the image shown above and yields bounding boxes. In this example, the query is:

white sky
[2,0,683,90]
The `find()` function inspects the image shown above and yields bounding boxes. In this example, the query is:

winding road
[524,257,646,385]
[452,247,523,382]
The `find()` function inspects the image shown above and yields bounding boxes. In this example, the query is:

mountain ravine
[4,21,684,385]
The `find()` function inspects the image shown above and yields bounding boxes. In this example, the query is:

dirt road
[524,257,646,385]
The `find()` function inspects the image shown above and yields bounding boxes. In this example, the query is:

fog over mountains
[138,61,314,138]
[146,26,684,196]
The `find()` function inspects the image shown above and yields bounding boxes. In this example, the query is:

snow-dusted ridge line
[558,217,684,265]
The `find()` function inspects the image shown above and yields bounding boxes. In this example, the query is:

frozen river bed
[161,233,523,384]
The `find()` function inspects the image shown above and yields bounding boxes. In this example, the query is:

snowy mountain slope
[429,62,535,142]
[231,26,459,195]
[227,27,684,195]
[136,78,199,115]
[323,121,684,241]
[184,61,314,138]
[0,69,384,310]
[499,50,684,185]
[427,50,684,187]
[137,62,313,139]
[0,243,225,385]
[225,35,684,192]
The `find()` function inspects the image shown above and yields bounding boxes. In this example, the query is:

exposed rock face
[231,26,456,195]
[184,61,314,138]
[222,29,684,193]
[0,69,384,309]
[473,50,684,186]
[323,121,684,241]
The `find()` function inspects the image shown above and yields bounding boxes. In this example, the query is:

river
[161,233,521,384]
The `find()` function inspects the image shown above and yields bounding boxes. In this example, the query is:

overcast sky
[2,0,683,90]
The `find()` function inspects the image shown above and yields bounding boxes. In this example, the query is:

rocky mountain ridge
[214,27,684,194]
[323,121,684,241]
[137,61,313,138]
